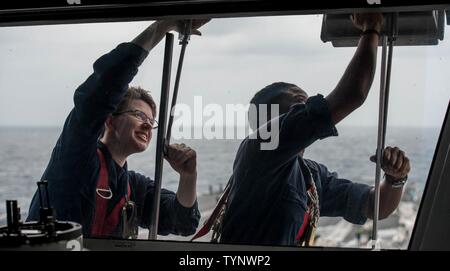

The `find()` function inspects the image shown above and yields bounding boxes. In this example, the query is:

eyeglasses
[113,109,158,129]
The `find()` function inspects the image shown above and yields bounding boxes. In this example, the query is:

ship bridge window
[0,11,449,250]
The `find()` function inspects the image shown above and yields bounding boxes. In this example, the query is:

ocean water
[0,125,441,225]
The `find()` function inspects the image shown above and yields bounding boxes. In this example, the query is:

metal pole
[372,34,387,249]
[148,33,174,240]
[6,200,19,234]
[382,14,397,144]
[371,13,397,249]
[166,20,192,145]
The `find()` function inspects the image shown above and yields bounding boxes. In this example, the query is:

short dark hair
[114,86,157,118]
[249,82,305,130]
[250,82,298,107]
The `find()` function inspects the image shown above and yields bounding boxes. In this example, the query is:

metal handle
[371,13,397,250]
[148,33,174,240]
[166,20,192,147]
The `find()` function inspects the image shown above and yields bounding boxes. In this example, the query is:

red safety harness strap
[295,207,311,241]
[191,182,231,241]
[91,149,130,237]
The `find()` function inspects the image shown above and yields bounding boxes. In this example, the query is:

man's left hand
[370,146,411,180]
[165,143,197,176]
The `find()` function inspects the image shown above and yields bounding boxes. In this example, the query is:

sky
[0,14,449,129]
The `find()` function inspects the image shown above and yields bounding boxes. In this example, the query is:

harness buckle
[96,188,113,199]
[122,196,138,239]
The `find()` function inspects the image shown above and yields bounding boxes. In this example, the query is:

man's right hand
[351,12,383,33]
[131,19,210,54]
[158,19,211,36]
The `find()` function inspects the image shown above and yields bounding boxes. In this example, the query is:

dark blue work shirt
[27,43,200,237]
[220,95,371,246]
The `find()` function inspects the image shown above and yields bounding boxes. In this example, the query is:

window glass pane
[0,13,448,249]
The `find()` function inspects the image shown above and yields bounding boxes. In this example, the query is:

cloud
[194,15,334,57]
